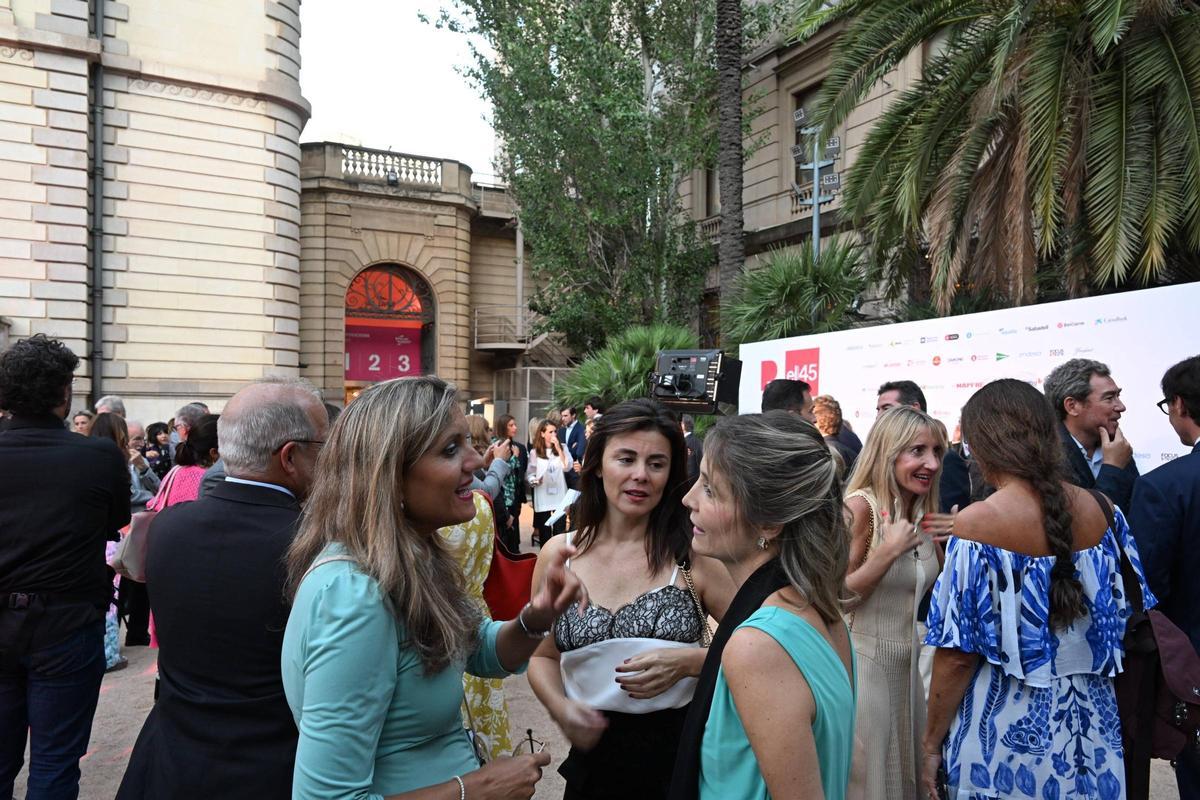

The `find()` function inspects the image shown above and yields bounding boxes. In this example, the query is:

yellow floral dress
[439,491,514,761]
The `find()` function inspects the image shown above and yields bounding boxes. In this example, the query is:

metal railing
[473,305,539,347]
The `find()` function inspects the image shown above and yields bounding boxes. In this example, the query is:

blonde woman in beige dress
[842,406,951,799]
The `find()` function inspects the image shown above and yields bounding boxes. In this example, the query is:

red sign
[759,348,821,395]
[344,324,421,381]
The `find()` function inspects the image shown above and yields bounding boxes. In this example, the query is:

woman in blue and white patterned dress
[920,380,1155,800]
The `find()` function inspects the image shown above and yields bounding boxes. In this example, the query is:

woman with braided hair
[920,379,1156,800]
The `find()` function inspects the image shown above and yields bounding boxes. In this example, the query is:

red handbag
[482,526,538,621]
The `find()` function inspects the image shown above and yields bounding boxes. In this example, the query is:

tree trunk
[715,0,744,313]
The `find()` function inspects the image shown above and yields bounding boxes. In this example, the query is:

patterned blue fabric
[925,507,1156,799]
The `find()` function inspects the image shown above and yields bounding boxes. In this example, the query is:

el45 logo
[760,348,820,394]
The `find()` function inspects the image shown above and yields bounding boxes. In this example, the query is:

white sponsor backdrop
[738,282,1200,474]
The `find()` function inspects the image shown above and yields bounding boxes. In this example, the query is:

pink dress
[146,465,206,647]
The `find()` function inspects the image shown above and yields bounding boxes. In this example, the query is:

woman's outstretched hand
[525,542,589,631]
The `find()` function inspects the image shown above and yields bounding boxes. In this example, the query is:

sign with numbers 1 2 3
[344,325,422,381]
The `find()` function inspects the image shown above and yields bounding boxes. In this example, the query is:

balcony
[473,305,571,366]
[300,142,474,197]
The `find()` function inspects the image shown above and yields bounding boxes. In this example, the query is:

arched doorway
[343,264,435,403]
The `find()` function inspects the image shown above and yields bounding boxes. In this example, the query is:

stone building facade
[0,0,308,421]
[298,142,545,408]
[681,24,927,340]
[0,1,542,422]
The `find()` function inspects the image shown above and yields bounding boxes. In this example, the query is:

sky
[298,2,500,181]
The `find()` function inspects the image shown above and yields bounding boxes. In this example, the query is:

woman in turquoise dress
[668,411,856,800]
[282,376,589,800]
[921,380,1155,800]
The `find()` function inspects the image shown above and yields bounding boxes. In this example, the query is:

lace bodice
[555,582,702,652]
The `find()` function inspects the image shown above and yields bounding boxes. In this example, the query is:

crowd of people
[1,331,1198,800]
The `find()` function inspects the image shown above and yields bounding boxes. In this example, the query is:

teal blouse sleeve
[291,570,397,800]
[465,618,528,678]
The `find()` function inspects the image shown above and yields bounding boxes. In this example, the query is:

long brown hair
[90,412,129,462]
[704,411,849,624]
[961,379,1084,630]
[286,376,480,674]
[532,419,557,459]
[572,399,690,575]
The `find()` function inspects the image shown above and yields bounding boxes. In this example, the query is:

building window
[704,166,721,218]
[792,84,822,188]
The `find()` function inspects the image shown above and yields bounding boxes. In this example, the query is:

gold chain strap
[681,561,713,647]
[846,493,878,631]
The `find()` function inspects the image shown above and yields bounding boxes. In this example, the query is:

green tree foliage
[552,323,697,409]
[722,239,867,347]
[794,0,1200,313]
[431,1,719,353]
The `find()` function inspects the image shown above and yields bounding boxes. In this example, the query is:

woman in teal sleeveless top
[702,605,855,799]
[668,410,856,800]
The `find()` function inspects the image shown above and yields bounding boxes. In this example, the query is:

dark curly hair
[0,334,79,416]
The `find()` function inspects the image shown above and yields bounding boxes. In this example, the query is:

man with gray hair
[170,401,208,458]
[1045,357,1138,509]
[94,394,126,417]
[118,378,326,800]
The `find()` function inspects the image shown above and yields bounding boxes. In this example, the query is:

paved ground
[15,645,1184,800]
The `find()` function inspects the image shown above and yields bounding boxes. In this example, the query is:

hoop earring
[756,536,768,550]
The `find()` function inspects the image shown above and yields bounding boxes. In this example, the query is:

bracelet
[518,602,550,640]
[453,774,465,800]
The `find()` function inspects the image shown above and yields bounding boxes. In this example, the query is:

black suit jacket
[0,414,129,650]
[1057,423,1139,510]
[118,480,300,800]
[938,447,972,513]
[1128,444,1200,651]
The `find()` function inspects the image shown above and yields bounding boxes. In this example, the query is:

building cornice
[0,21,310,121]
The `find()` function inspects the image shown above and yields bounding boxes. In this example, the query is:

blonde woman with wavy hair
[282,376,588,800]
[842,405,949,799]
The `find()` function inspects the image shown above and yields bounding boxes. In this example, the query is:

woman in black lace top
[528,400,735,800]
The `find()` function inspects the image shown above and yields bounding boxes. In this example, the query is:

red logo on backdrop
[760,348,820,394]
[345,324,422,381]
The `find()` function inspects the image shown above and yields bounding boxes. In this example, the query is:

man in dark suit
[1127,355,1200,798]
[1045,358,1139,510]
[0,335,130,799]
[118,378,328,800]
[875,380,972,513]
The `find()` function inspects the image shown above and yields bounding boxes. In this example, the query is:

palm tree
[722,238,868,347]
[716,0,746,310]
[552,323,698,410]
[794,0,1200,312]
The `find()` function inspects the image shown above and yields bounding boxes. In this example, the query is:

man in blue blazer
[1128,354,1200,798]
[558,406,586,482]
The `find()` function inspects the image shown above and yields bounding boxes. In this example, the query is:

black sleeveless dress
[553,571,703,800]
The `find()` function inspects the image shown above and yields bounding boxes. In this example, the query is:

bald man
[119,378,327,800]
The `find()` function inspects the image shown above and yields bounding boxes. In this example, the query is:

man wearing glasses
[118,377,328,800]
[1128,355,1200,799]
[1044,358,1139,510]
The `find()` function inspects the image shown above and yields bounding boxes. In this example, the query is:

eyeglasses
[1157,398,1172,415]
[513,729,546,757]
[129,436,145,444]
